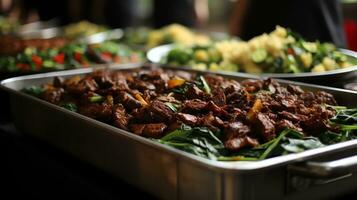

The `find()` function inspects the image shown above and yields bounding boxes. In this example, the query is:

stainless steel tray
[2,65,357,199]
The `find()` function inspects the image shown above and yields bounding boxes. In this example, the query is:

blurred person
[0,0,13,15]
[152,0,208,28]
[229,0,346,47]
[14,0,137,28]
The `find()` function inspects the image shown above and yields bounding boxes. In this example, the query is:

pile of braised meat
[39,68,338,151]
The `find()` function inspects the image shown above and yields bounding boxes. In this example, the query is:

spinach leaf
[172,82,191,94]
[281,137,324,153]
[164,102,180,112]
[22,86,44,97]
[158,124,225,160]
[330,108,357,125]
[60,102,78,112]
[195,75,211,94]
[318,131,343,145]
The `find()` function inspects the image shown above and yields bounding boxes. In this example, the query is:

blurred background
[0,0,357,47]
[0,0,356,49]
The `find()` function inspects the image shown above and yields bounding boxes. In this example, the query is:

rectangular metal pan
[2,65,357,199]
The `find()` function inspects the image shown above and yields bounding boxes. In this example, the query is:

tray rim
[2,65,357,173]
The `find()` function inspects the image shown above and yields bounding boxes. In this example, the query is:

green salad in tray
[164,26,355,74]
[0,41,144,72]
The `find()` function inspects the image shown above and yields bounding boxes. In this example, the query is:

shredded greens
[157,106,357,161]
[21,86,44,97]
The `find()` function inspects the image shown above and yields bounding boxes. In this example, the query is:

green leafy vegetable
[158,124,225,160]
[22,86,44,97]
[60,102,78,112]
[199,76,211,94]
[281,137,324,153]
[251,48,267,63]
[89,95,104,103]
[330,108,357,125]
[164,102,180,112]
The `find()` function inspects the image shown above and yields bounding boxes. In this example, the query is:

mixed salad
[164,26,355,74]
[0,41,143,72]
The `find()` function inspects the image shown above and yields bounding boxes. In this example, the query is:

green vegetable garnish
[164,102,180,112]
[89,95,104,103]
[22,86,44,97]
[158,124,225,160]
[251,48,268,63]
[61,102,78,112]
[198,76,211,94]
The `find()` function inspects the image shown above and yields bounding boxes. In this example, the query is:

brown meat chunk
[278,111,307,122]
[176,113,198,126]
[225,136,259,151]
[130,124,146,135]
[113,104,130,130]
[79,103,113,121]
[315,91,337,105]
[212,87,226,106]
[149,100,175,122]
[92,71,114,88]
[130,79,155,90]
[42,88,64,104]
[223,122,258,151]
[186,85,206,99]
[226,88,251,110]
[276,119,302,132]
[181,99,208,113]
[141,123,167,138]
[53,76,63,87]
[287,85,304,95]
[117,91,142,110]
[199,113,224,132]
[67,77,98,95]
[254,113,276,141]
[241,79,263,93]
[206,101,230,118]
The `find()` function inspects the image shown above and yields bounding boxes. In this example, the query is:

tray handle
[289,154,357,177]
[287,155,357,192]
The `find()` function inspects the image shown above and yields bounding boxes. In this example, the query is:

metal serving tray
[2,65,357,200]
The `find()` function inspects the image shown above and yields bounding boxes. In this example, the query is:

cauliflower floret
[300,53,313,68]
[265,35,284,57]
[219,60,239,72]
[194,50,209,62]
[322,57,336,71]
[192,63,207,70]
[248,33,269,51]
[243,61,262,73]
[271,25,287,38]
[209,63,220,71]
[311,64,325,72]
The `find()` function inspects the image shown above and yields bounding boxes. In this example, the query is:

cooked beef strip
[223,122,258,151]
[53,76,64,88]
[253,112,276,141]
[181,99,208,113]
[117,91,142,110]
[176,113,198,126]
[113,104,131,130]
[79,103,113,122]
[148,100,175,122]
[42,88,64,104]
